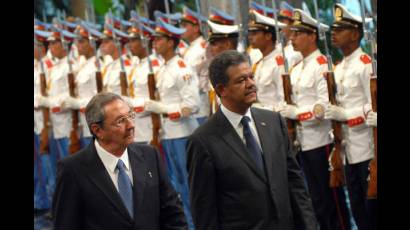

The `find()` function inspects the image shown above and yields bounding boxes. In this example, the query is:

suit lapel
[83,143,133,222]
[215,110,267,184]
[128,146,147,219]
[251,108,282,190]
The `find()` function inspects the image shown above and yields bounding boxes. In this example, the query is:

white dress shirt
[95,140,133,191]
[220,104,262,151]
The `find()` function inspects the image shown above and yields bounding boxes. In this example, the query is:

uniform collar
[344,47,362,63]
[302,49,321,66]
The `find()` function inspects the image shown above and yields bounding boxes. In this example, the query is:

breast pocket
[299,76,315,88]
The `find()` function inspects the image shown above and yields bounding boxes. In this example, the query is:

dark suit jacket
[52,142,187,230]
[187,108,317,230]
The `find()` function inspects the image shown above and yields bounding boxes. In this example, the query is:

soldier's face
[128,38,144,57]
[101,39,116,56]
[219,62,257,109]
[331,27,357,48]
[210,39,230,56]
[279,19,293,40]
[76,38,92,56]
[153,36,171,55]
[49,41,66,59]
[290,31,313,52]
[181,21,199,41]
[248,30,270,49]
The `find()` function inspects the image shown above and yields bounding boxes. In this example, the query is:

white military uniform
[103,57,132,95]
[290,49,332,151]
[34,58,53,135]
[247,46,263,66]
[183,36,210,118]
[284,41,303,68]
[47,56,78,139]
[253,48,285,111]
[129,55,163,143]
[334,47,374,164]
[155,55,200,139]
[177,39,189,57]
[74,56,104,138]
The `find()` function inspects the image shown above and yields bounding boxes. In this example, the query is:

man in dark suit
[52,92,187,230]
[186,50,317,230]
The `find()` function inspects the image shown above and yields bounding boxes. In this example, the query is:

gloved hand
[144,99,168,114]
[37,95,52,107]
[324,105,348,121]
[278,104,299,119]
[366,111,377,127]
[63,96,82,109]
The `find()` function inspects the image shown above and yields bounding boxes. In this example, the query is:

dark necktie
[116,159,134,218]
[240,116,264,173]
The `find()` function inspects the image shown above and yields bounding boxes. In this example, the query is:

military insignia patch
[360,54,371,64]
[335,7,342,21]
[178,60,186,68]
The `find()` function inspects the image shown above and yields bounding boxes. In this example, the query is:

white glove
[278,104,299,119]
[366,111,377,127]
[144,100,168,114]
[63,96,82,109]
[324,105,348,121]
[37,95,52,107]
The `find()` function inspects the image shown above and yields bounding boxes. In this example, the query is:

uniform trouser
[161,138,194,230]
[299,144,351,230]
[345,159,375,230]
[49,137,70,177]
[34,133,50,210]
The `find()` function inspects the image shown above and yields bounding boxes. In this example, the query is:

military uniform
[180,6,209,124]
[280,9,351,230]
[248,9,286,111]
[326,4,376,229]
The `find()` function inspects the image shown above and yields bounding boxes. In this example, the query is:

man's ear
[216,83,225,97]
[91,123,103,140]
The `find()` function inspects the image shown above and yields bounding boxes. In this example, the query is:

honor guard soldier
[246,1,275,65]
[149,18,200,230]
[34,27,54,213]
[37,28,79,178]
[279,9,351,230]
[326,4,376,229]
[277,1,303,67]
[180,6,209,124]
[100,24,132,95]
[206,16,240,114]
[248,9,286,111]
[123,23,163,144]
[63,23,104,147]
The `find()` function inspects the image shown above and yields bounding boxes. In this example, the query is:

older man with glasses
[52,92,187,230]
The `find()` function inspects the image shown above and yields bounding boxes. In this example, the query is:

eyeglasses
[110,111,136,127]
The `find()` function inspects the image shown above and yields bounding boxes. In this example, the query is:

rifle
[108,10,128,96]
[312,0,345,187]
[142,5,162,149]
[84,7,103,93]
[358,0,377,198]
[56,16,82,154]
[36,40,51,154]
[270,0,299,153]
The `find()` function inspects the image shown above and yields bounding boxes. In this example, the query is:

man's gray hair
[85,92,124,138]
[208,50,250,96]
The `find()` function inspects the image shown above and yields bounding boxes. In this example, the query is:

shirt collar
[95,140,130,173]
[220,104,253,129]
